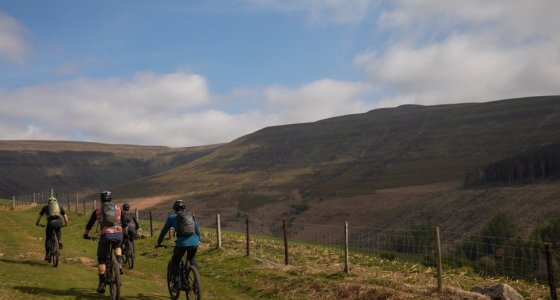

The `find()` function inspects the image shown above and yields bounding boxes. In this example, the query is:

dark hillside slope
[0,141,220,196]
[116,96,560,203]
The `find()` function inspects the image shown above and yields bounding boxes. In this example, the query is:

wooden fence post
[434,227,443,293]
[135,208,139,222]
[344,221,349,273]
[67,193,70,211]
[83,198,86,214]
[150,211,153,237]
[545,243,558,300]
[75,193,79,212]
[11,196,15,210]
[246,218,250,257]
[283,217,289,265]
[216,214,222,249]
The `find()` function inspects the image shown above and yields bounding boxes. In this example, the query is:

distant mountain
[0,140,220,197]
[3,96,560,233]
[115,96,560,201]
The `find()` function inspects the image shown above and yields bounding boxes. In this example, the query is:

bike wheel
[127,241,134,269]
[186,266,201,300]
[51,234,59,268]
[108,258,121,300]
[167,260,181,300]
[122,244,128,265]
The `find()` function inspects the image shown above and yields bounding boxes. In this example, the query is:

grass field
[0,200,552,299]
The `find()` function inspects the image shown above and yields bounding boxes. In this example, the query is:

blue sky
[1,1,559,146]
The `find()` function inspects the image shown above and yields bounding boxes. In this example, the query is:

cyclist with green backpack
[35,195,69,261]
[156,200,201,291]
[83,191,124,294]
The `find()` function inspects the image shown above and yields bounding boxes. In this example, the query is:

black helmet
[122,203,130,211]
[173,199,185,211]
[100,191,112,202]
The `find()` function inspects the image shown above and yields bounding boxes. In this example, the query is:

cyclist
[35,195,69,261]
[83,191,124,294]
[121,203,140,250]
[156,200,201,291]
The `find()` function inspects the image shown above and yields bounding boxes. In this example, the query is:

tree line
[464,140,560,187]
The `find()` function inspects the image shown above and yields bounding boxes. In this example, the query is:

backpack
[176,211,195,237]
[47,198,61,219]
[122,211,133,224]
[100,202,118,227]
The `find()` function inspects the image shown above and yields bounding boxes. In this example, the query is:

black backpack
[100,202,118,227]
[176,211,195,237]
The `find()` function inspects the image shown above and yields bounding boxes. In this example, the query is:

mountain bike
[122,234,134,269]
[89,236,121,300]
[38,224,60,267]
[156,244,201,300]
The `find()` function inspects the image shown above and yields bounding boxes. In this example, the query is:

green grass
[0,203,552,299]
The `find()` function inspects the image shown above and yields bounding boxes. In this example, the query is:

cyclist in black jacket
[121,203,140,248]
[35,196,69,261]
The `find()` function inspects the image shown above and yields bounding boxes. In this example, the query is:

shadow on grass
[13,285,169,299]
[0,257,50,267]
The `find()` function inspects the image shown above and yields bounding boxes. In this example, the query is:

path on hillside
[0,204,248,300]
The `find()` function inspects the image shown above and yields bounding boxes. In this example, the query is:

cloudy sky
[1,1,559,147]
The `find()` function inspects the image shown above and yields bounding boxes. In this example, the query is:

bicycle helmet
[122,203,130,211]
[173,199,186,211]
[100,191,112,202]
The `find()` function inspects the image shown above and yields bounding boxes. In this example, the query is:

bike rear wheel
[185,265,201,300]
[108,257,121,300]
[51,233,59,268]
[166,260,181,300]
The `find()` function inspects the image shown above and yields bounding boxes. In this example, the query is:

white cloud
[0,72,216,146]
[355,0,560,106]
[264,79,375,123]
[0,72,379,146]
[0,12,31,65]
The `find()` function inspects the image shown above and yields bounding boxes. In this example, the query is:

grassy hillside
[0,201,552,299]
[113,96,560,221]
[0,140,220,197]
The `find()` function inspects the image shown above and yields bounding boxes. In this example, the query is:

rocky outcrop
[471,283,524,300]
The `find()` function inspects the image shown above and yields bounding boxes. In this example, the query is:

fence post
[75,193,79,212]
[33,193,36,205]
[11,196,15,210]
[246,218,250,257]
[135,208,139,222]
[67,193,70,211]
[283,217,289,265]
[434,227,443,293]
[93,199,97,210]
[216,214,222,249]
[83,198,86,214]
[545,243,558,300]
[150,211,153,237]
[344,221,349,273]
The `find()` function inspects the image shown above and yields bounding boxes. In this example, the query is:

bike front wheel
[108,258,121,300]
[127,240,134,269]
[185,266,201,300]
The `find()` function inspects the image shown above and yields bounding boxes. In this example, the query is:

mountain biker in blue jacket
[156,200,201,289]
